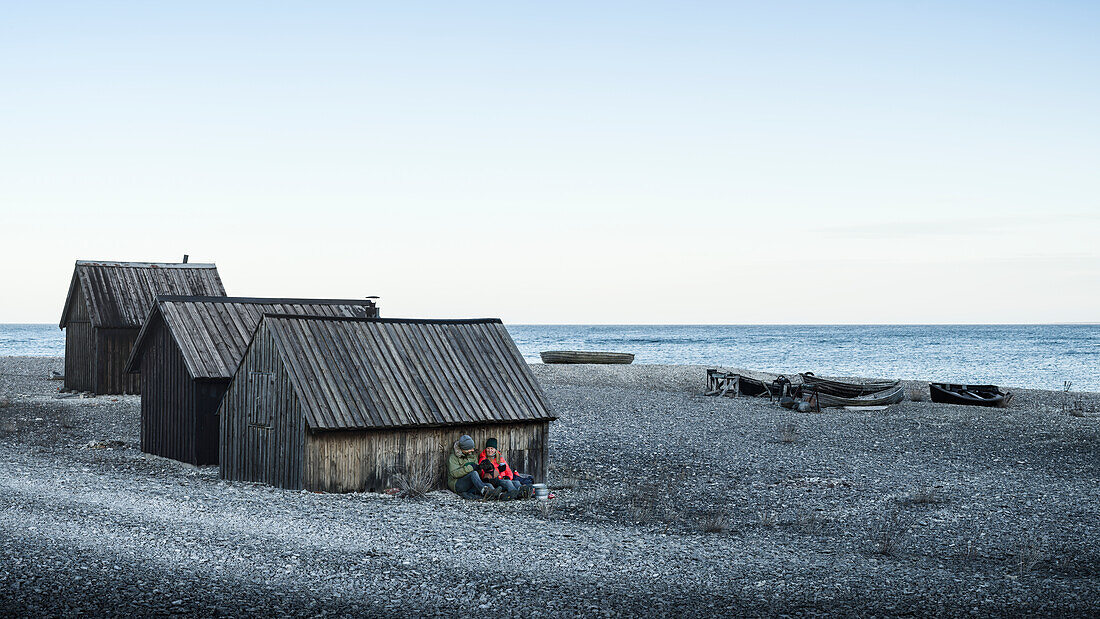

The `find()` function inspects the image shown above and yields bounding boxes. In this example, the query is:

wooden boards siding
[97,329,141,395]
[303,421,549,493]
[219,326,306,489]
[63,285,94,392]
[64,322,95,393]
[141,324,197,463]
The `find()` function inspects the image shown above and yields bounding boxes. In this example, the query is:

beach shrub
[1012,530,1048,575]
[868,509,908,556]
[907,386,925,402]
[699,510,729,533]
[758,509,778,528]
[777,421,801,444]
[535,499,554,520]
[900,485,945,506]
[390,462,437,499]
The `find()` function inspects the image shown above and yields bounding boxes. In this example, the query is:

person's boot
[504,488,521,501]
[482,485,503,500]
[520,485,533,499]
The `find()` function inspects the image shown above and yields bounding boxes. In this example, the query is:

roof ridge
[75,261,217,268]
[261,313,501,325]
[156,295,378,305]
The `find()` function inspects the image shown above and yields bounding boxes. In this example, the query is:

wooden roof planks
[252,314,556,430]
[60,261,227,329]
[125,296,379,379]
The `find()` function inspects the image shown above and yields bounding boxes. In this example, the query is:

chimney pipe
[182,254,189,264]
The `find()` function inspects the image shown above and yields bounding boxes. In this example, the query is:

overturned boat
[799,373,900,397]
[540,350,635,364]
[929,383,1013,408]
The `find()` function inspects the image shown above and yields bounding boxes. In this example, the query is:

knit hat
[458,435,475,450]
[485,437,499,450]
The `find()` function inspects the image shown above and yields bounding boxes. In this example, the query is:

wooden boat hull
[540,351,635,364]
[814,384,906,408]
[705,369,789,398]
[736,375,785,398]
[800,373,900,397]
[929,383,1012,408]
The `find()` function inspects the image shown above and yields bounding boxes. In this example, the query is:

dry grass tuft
[699,511,729,533]
[900,485,945,506]
[758,509,778,528]
[390,463,437,499]
[795,509,828,534]
[868,509,908,556]
[777,422,802,444]
[907,386,925,402]
[535,499,554,520]
[622,480,683,525]
[1012,530,1048,575]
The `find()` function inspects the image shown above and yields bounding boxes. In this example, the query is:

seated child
[477,437,533,500]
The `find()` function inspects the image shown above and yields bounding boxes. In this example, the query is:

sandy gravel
[2,356,1098,617]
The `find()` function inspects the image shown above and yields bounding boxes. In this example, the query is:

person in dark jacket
[477,437,532,499]
[447,435,502,500]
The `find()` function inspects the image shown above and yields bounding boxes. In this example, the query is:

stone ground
[1,356,1098,617]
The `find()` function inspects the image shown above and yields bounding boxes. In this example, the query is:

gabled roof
[60,261,226,329]
[256,314,555,430]
[125,296,379,379]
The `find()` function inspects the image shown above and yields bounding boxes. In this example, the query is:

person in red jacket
[477,437,532,500]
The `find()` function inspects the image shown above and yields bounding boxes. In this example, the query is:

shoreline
[4,355,1099,395]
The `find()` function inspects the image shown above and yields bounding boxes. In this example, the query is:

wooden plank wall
[96,329,141,394]
[195,381,228,465]
[219,325,306,489]
[64,322,95,393]
[140,324,197,463]
[302,421,549,493]
[63,286,95,393]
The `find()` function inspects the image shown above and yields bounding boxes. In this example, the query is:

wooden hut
[59,260,226,394]
[218,314,555,492]
[124,296,379,465]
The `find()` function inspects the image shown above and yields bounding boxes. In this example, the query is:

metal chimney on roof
[183,254,189,264]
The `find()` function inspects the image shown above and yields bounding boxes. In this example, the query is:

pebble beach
[1,356,1098,616]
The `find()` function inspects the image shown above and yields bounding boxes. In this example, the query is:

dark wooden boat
[540,351,635,364]
[929,383,1013,408]
[705,369,789,398]
[814,383,906,408]
[736,375,787,398]
[799,373,900,397]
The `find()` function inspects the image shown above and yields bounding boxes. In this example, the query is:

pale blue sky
[2,2,1097,323]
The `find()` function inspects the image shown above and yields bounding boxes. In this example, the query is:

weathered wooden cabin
[124,296,379,465]
[59,260,226,394]
[219,315,554,492]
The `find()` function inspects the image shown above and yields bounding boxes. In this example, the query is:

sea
[2,323,1097,392]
